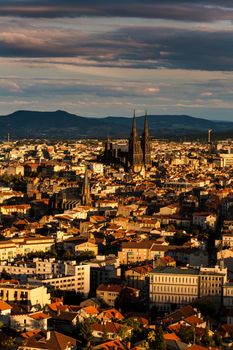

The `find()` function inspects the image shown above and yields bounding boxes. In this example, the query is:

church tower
[128,111,143,172]
[81,168,91,206]
[141,111,152,169]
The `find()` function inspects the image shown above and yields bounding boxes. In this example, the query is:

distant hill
[0,110,233,139]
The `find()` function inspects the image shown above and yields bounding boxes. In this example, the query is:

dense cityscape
[1,0,233,349]
[0,114,232,349]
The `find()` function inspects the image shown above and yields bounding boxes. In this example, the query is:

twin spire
[128,110,152,171]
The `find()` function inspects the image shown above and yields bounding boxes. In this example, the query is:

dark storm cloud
[1,26,233,71]
[1,0,233,21]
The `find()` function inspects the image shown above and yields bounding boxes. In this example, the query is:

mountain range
[0,110,233,140]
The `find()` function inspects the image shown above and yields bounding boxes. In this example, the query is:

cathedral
[103,111,152,173]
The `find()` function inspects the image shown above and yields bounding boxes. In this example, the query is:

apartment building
[10,311,50,331]
[192,212,217,230]
[223,282,233,308]
[29,263,90,297]
[0,262,35,277]
[0,204,31,217]
[0,237,55,261]
[149,265,227,311]
[96,284,122,307]
[0,282,50,307]
[125,264,153,290]
[118,241,172,264]
[222,233,233,248]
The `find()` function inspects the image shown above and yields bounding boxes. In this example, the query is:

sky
[0,1,233,120]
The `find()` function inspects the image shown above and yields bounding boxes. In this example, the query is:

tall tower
[81,168,91,206]
[104,136,112,163]
[128,111,143,172]
[141,110,152,169]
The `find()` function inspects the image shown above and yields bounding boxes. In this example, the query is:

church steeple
[81,167,91,206]
[141,110,152,169]
[128,110,143,172]
[132,110,137,135]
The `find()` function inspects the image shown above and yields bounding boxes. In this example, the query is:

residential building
[149,265,227,311]
[0,283,50,307]
[96,284,122,307]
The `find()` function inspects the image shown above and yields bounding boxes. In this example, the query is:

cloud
[200,91,213,97]
[0,24,233,71]
[0,1,233,22]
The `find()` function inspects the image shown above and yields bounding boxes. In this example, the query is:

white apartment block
[0,237,55,261]
[0,283,50,307]
[222,233,233,248]
[29,263,90,297]
[0,263,35,276]
[192,212,217,230]
[10,311,49,331]
[149,265,227,311]
[223,283,233,308]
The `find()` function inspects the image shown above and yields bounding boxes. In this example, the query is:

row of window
[151,276,198,283]
[152,285,197,294]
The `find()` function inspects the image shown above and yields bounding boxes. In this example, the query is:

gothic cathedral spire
[141,110,152,169]
[81,167,91,206]
[128,110,143,172]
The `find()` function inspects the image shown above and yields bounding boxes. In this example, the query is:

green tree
[76,321,93,348]
[76,251,95,263]
[119,324,130,340]
[0,269,12,280]
[146,327,166,350]
[173,231,190,245]
[213,332,222,347]
[0,337,15,350]
[154,326,166,350]
[178,326,194,343]
[202,326,214,347]
[193,298,216,318]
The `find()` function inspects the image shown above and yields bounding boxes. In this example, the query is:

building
[96,284,122,307]
[141,111,152,169]
[0,237,55,261]
[81,168,91,206]
[0,282,50,307]
[125,264,153,290]
[118,240,172,264]
[149,265,227,311]
[223,282,233,308]
[192,212,217,230]
[29,262,90,296]
[19,330,77,350]
[103,111,152,173]
[0,204,31,217]
[10,311,50,331]
[128,111,144,173]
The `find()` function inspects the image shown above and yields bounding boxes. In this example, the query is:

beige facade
[0,204,31,217]
[192,212,217,229]
[223,283,233,308]
[0,263,35,276]
[41,264,90,296]
[0,237,55,261]
[222,234,233,248]
[75,241,98,256]
[118,241,169,264]
[149,265,227,311]
[0,283,50,307]
[10,311,49,331]
[96,284,122,307]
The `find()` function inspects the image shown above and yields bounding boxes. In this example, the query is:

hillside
[0,110,233,139]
